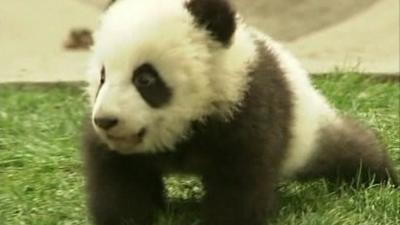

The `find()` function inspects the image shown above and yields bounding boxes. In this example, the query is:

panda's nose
[94,117,119,130]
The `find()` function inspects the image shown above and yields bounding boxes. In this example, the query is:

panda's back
[248,30,339,177]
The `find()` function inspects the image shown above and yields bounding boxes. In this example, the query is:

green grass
[0,74,399,225]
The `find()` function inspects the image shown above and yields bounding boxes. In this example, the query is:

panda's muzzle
[93,116,147,148]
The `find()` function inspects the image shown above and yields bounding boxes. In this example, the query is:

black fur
[185,0,236,46]
[295,118,399,186]
[84,126,165,225]
[83,41,294,225]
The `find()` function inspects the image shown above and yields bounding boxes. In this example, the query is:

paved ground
[288,0,400,74]
[0,0,98,83]
[0,0,398,83]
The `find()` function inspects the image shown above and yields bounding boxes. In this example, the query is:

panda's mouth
[107,134,142,144]
[105,128,147,145]
[106,134,128,141]
[104,133,145,154]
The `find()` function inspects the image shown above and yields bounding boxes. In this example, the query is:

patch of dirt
[64,28,93,50]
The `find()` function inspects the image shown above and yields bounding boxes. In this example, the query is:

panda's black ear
[185,0,236,46]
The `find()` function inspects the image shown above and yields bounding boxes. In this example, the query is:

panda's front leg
[201,158,278,225]
[84,143,164,225]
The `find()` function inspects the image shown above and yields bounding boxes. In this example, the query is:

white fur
[251,30,340,177]
[86,0,256,153]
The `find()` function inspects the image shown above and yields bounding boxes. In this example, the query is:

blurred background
[0,0,399,83]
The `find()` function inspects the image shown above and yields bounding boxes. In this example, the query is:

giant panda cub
[83,0,398,225]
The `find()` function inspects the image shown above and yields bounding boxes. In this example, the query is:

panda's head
[86,0,256,154]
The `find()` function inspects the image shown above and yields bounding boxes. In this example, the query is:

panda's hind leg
[295,118,398,187]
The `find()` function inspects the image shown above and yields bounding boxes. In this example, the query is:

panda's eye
[100,65,106,85]
[134,71,157,87]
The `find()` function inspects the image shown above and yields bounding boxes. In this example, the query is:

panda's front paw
[89,197,159,225]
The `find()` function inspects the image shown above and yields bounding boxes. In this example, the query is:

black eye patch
[100,65,106,85]
[95,65,106,99]
[132,63,172,108]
